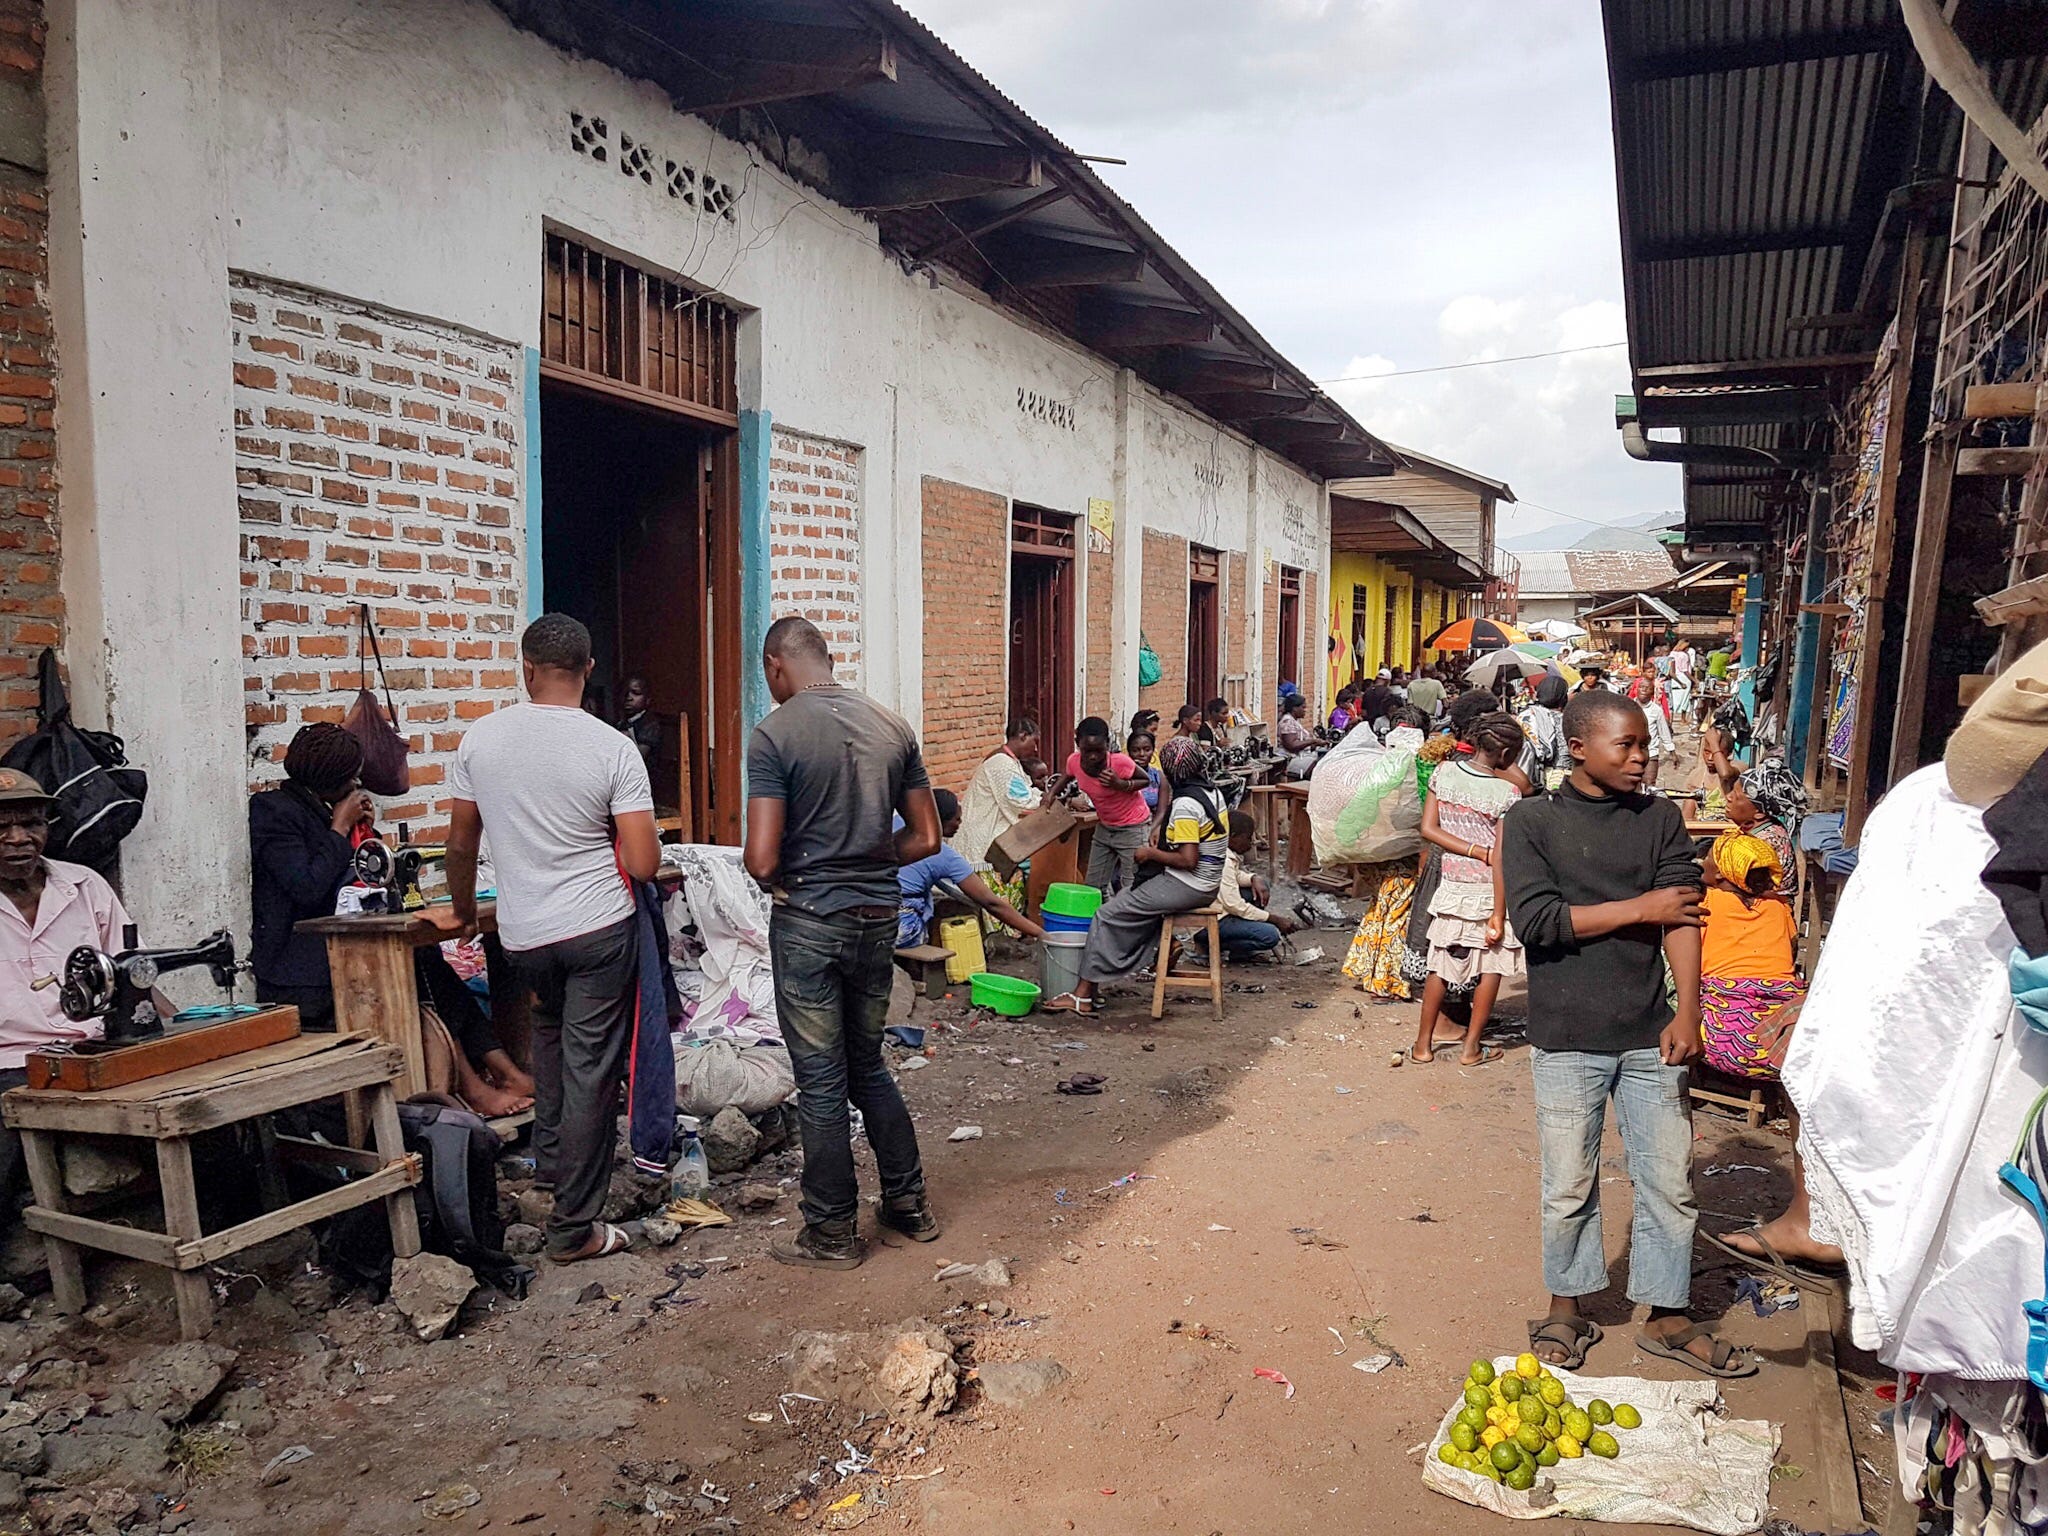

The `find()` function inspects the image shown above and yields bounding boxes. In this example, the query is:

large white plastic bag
[1422,1358,1779,1533]
[1306,726,1422,865]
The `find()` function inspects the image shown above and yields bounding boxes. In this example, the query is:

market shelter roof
[1599,0,2048,538]
[1513,548,1678,600]
[488,0,1399,484]
[1329,495,1487,591]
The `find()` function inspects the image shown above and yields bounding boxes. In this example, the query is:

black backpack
[320,1102,531,1298]
[0,649,146,876]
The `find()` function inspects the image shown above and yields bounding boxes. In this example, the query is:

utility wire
[1316,341,1628,384]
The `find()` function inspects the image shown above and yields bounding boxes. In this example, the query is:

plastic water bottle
[670,1124,709,1205]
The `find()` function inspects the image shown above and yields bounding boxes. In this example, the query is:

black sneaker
[878,1197,942,1243]
[770,1225,866,1269]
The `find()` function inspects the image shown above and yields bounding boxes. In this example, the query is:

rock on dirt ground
[787,1319,961,1422]
[389,1252,477,1342]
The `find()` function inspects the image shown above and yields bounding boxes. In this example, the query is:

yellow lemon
[1555,1433,1583,1459]
[1438,1443,1461,1466]
[1563,1409,1593,1443]
[1485,1407,1504,1428]
[1514,1352,1542,1380]
[1481,1427,1505,1450]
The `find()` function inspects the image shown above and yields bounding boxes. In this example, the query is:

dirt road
[171,921,1868,1536]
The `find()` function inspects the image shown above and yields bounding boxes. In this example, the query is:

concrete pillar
[45,0,246,950]
[1111,369,1144,727]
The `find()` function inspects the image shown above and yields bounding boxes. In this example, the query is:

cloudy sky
[900,0,1685,545]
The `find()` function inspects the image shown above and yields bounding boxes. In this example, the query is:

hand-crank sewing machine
[350,826,447,913]
[50,924,241,1048]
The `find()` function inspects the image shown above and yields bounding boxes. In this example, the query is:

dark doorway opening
[1350,587,1370,686]
[1410,587,1425,667]
[1009,505,1077,770]
[1188,544,1221,705]
[1277,565,1302,692]
[539,379,742,843]
[1382,586,1401,675]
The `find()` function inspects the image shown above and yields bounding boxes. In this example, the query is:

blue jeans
[1530,1047,1696,1309]
[770,906,927,1234]
[1213,917,1282,958]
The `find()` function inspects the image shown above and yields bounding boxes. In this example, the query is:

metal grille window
[1010,503,1077,553]
[541,232,738,425]
[1190,544,1221,582]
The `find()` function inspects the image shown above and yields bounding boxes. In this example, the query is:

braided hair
[282,723,364,801]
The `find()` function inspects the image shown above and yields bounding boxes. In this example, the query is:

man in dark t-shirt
[743,616,944,1268]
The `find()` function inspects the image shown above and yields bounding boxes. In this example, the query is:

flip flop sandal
[1042,992,1097,1016]
[549,1221,630,1263]
[1636,1323,1758,1379]
[1055,1074,1105,1096]
[1407,1041,1461,1064]
[1701,1226,1845,1296]
[1525,1316,1604,1370]
[1456,1047,1506,1067]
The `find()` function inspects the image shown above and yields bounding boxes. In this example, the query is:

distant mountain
[1501,509,1680,555]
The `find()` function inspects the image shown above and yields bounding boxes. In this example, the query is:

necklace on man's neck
[798,680,839,694]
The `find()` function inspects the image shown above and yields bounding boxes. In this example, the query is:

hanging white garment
[1785,765,2048,1377]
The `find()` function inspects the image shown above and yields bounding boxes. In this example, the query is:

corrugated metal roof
[1514,548,1680,598]
[1601,0,2048,542]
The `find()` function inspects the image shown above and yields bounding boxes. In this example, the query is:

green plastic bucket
[968,972,1042,1017]
[1042,882,1103,920]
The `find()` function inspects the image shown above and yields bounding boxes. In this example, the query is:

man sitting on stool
[1179,811,1298,969]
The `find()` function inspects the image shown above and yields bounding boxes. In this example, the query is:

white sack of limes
[1422,1354,1779,1534]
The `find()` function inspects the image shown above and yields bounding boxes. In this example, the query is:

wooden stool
[1152,906,1225,1021]
[893,944,954,996]
[1688,1066,1773,1129]
[2,1032,422,1340]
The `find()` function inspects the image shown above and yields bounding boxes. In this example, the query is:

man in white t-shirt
[442,614,659,1264]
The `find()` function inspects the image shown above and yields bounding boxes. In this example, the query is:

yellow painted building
[1324,493,1489,702]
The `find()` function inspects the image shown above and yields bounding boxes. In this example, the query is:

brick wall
[0,0,53,749]
[920,476,1008,793]
[1085,545,1113,718]
[1138,528,1186,716]
[232,278,523,833]
[1260,563,1279,708]
[768,426,862,686]
[1225,550,1247,702]
[1302,570,1319,712]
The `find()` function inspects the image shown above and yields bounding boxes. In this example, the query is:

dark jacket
[249,787,353,993]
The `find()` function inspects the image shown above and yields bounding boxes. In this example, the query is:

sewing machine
[352,826,447,913]
[54,925,242,1048]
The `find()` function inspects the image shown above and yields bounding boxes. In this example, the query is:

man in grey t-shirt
[743,616,943,1268]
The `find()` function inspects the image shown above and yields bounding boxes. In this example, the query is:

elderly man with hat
[0,768,144,1231]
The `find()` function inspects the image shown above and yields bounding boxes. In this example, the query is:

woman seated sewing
[249,723,533,1116]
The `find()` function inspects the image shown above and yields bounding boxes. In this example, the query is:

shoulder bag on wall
[0,648,148,876]
[343,604,411,796]
[1137,636,1163,689]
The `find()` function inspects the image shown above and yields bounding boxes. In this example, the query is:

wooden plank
[24,1008,300,1092]
[1807,1293,1864,1533]
[1844,231,1924,843]
[156,1137,213,1338]
[295,899,498,940]
[272,1135,385,1174]
[1889,429,1961,784]
[367,1084,422,1259]
[326,930,426,1098]
[1975,573,2048,625]
[20,1207,179,1266]
[17,1129,83,1313]
[675,711,694,845]
[177,1158,419,1270]
[1962,380,2043,418]
[1956,445,2046,477]
[1634,352,1875,381]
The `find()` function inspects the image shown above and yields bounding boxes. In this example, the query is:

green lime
[1613,1403,1642,1430]
[1469,1359,1496,1386]
[1438,1443,1459,1466]
[1458,1405,1487,1432]
[1463,1383,1491,1411]
[1537,1377,1566,1407]
[1587,1398,1613,1426]
[1514,1423,1546,1455]
[1479,1460,1502,1483]
[1563,1409,1593,1442]
[1499,1375,1525,1403]
[1536,1441,1560,1467]
[1505,1461,1537,1491]
[1490,1442,1521,1473]
[1451,1423,1479,1454]
[1588,1430,1620,1460]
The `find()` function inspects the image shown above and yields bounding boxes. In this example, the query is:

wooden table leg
[366,1082,422,1259]
[1286,797,1315,880]
[252,1119,289,1212]
[326,932,427,1097]
[155,1136,214,1340]
[17,1130,84,1315]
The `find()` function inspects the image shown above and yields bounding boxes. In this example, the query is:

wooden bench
[2,1030,421,1340]
[892,944,954,996]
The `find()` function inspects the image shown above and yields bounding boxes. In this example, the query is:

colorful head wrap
[1739,756,1808,828]
[1158,736,1220,788]
[1712,829,1782,890]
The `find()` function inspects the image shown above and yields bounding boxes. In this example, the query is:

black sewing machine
[352,825,447,912]
[55,925,241,1048]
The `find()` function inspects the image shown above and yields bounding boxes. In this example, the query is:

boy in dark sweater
[1501,691,1756,1379]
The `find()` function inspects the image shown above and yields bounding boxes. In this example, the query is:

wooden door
[1277,568,1302,691]
[1009,552,1074,769]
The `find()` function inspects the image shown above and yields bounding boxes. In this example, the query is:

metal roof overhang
[488,0,1398,484]
[1330,497,1488,590]
[1583,591,1681,624]
[1600,0,2048,541]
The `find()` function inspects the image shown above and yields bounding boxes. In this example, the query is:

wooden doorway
[1350,587,1370,685]
[1010,505,1077,770]
[1277,565,1303,691]
[539,234,743,843]
[1382,587,1401,674]
[1410,587,1425,666]
[1188,544,1221,704]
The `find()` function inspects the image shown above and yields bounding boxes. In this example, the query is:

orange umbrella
[1423,616,1529,651]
